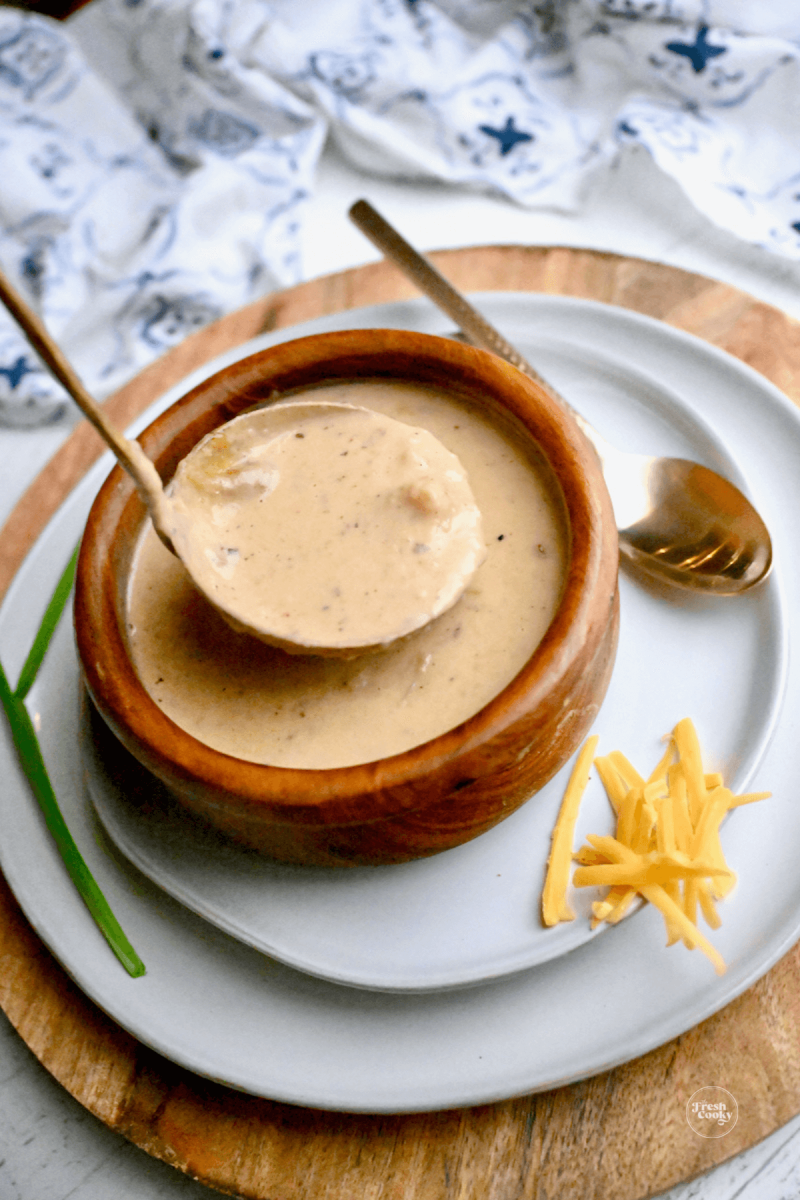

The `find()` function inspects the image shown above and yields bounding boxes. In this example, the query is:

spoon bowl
[613,454,773,592]
[349,199,773,596]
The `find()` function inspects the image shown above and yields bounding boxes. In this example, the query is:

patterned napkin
[1,0,799,424]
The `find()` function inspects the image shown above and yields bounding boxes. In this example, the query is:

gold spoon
[0,268,175,551]
[0,268,484,654]
[349,199,773,595]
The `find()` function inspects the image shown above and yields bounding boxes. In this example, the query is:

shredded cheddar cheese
[541,719,770,974]
[541,735,599,926]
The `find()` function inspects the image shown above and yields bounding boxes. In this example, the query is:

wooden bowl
[74,329,619,866]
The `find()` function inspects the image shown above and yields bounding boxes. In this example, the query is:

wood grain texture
[2,246,800,1199]
[75,328,618,866]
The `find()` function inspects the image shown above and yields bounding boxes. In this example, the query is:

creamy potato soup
[165,400,486,652]
[126,378,568,769]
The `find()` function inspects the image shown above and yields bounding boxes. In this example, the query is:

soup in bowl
[75,329,619,866]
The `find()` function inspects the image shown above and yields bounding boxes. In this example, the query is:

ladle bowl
[0,267,483,654]
[167,397,485,655]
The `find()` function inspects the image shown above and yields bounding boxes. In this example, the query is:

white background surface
[3,139,800,1198]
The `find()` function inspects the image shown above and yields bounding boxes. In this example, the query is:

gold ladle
[349,199,773,595]
[0,269,484,654]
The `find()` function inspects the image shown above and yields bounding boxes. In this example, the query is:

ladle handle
[0,268,172,541]
[348,200,608,453]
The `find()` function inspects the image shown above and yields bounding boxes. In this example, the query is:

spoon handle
[349,201,594,420]
[349,200,543,369]
[349,199,618,470]
[0,269,172,540]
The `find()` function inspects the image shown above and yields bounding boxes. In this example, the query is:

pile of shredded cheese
[541,719,770,974]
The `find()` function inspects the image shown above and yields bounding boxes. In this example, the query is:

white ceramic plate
[0,294,795,1113]
[83,300,786,991]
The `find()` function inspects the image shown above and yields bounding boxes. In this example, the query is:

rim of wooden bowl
[74,328,617,821]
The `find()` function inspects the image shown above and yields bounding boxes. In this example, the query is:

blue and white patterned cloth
[1,0,799,424]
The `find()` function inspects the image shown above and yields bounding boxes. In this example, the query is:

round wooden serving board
[2,246,800,1200]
